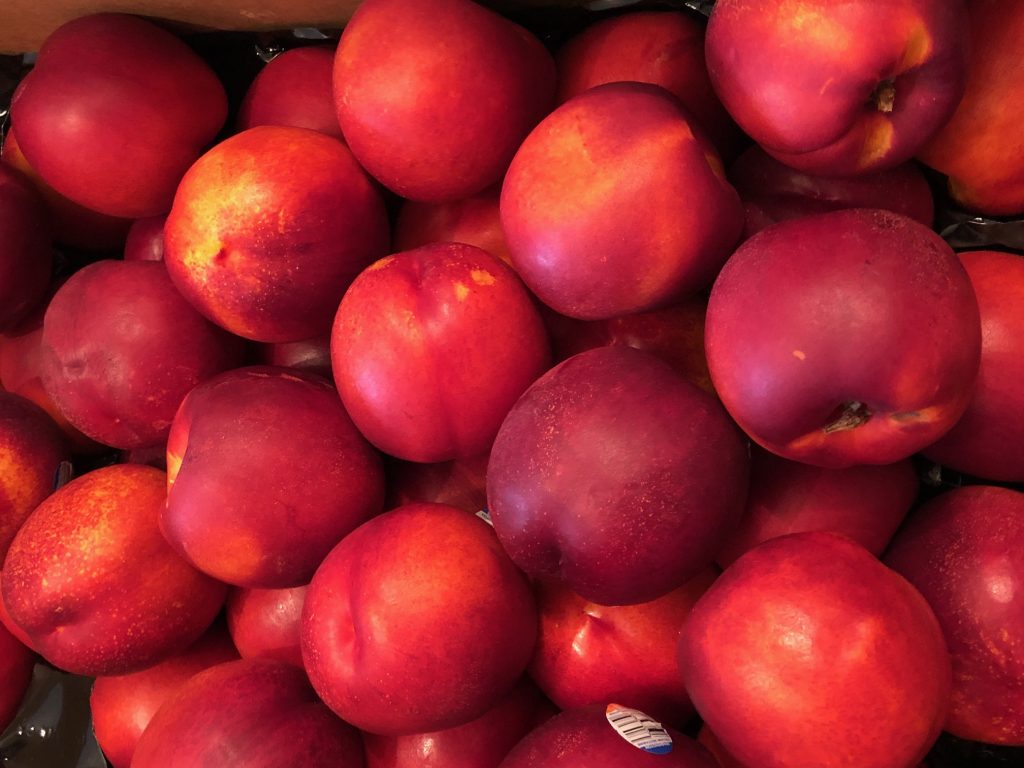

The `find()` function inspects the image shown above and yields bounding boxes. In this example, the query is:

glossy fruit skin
[130,659,365,768]
[542,297,714,394]
[164,125,390,343]
[498,704,719,768]
[705,208,981,468]
[706,0,968,176]
[715,448,918,567]
[385,453,489,514]
[332,242,550,463]
[555,10,744,159]
[89,623,239,768]
[886,486,1024,745]
[123,215,166,262]
[923,250,1024,481]
[394,188,512,266]
[302,503,538,735]
[163,366,385,588]
[729,146,934,239]
[39,260,244,450]
[918,0,1024,215]
[529,569,717,727]
[501,82,743,320]
[334,0,555,202]
[363,678,556,768]
[0,162,51,333]
[10,13,227,218]
[2,464,226,676]
[0,392,69,561]
[226,584,308,668]
[487,346,749,606]
[2,126,132,251]
[238,46,342,139]
[1,300,104,454]
[680,532,951,768]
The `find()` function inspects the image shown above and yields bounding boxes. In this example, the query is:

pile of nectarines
[1,1,1023,766]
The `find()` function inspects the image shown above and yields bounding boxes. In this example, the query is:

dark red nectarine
[487,346,748,606]
[705,209,981,468]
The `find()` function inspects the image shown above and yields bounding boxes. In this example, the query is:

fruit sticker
[605,704,673,754]
[475,508,494,527]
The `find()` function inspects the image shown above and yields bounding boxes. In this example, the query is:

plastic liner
[0,666,106,767]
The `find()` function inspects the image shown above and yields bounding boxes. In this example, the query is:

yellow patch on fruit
[859,118,894,169]
[898,23,932,72]
[792,350,806,360]
[366,255,395,273]
[454,282,470,301]
[0,445,43,516]
[781,2,853,52]
[470,269,496,286]
[166,449,183,489]
[704,152,727,181]
[205,530,264,585]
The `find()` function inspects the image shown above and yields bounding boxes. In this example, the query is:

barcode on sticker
[605,704,673,755]
[475,509,494,527]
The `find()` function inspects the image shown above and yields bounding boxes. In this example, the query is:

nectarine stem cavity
[824,401,871,433]
[871,80,897,113]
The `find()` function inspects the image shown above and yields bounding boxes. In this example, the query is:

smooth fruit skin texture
[715,448,918,567]
[923,251,1024,481]
[2,127,131,251]
[680,532,951,768]
[499,704,718,768]
[886,486,1024,745]
[705,209,981,468]
[130,659,364,768]
[0,569,34,649]
[10,13,226,218]
[918,1,1024,215]
[89,623,239,768]
[0,392,68,560]
[0,162,51,332]
[385,453,489,514]
[556,11,743,160]
[729,146,934,238]
[529,569,717,727]
[123,215,166,262]
[163,366,384,588]
[165,125,389,343]
[1,303,104,453]
[501,82,743,320]
[363,678,556,768]
[706,0,967,176]
[40,260,244,449]
[334,0,555,202]
[487,346,749,606]
[238,46,342,139]
[1,465,226,676]
[394,188,512,266]
[543,297,714,394]
[257,335,333,381]
[302,503,538,735]
[0,621,35,733]
[332,243,550,463]
[226,584,308,668]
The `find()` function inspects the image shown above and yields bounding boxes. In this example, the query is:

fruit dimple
[824,401,871,433]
